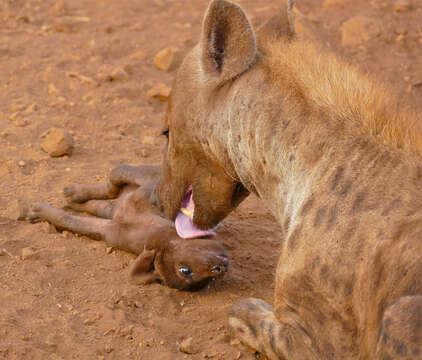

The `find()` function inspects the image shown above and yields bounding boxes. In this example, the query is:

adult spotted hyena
[156,0,422,358]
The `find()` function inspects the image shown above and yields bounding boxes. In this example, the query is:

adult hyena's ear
[200,0,257,86]
[257,0,296,48]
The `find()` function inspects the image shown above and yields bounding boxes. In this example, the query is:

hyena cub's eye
[179,266,192,276]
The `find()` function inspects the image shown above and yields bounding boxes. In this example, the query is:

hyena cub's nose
[212,255,230,274]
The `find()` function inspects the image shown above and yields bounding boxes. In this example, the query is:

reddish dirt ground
[0,0,421,359]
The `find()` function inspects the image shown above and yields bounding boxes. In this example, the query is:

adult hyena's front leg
[229,298,319,360]
[375,296,422,359]
[29,203,110,240]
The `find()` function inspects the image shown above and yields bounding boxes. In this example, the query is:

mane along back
[264,40,422,154]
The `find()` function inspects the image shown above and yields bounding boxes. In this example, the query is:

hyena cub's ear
[257,0,296,47]
[200,0,257,86]
[130,248,159,285]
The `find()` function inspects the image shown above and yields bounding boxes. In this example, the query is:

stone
[147,83,171,101]
[9,111,29,127]
[41,128,74,157]
[154,47,183,72]
[179,337,197,354]
[48,84,59,96]
[340,16,380,47]
[21,247,37,260]
[393,0,411,12]
[109,67,129,81]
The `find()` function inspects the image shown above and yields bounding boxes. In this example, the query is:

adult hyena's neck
[209,66,392,235]
[210,68,322,232]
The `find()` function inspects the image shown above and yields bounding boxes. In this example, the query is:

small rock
[340,16,380,47]
[393,0,411,12]
[106,247,113,254]
[9,111,29,127]
[48,84,59,96]
[147,83,171,101]
[0,249,4,256]
[129,50,145,60]
[18,160,26,167]
[179,337,197,355]
[41,128,74,157]
[22,103,38,115]
[49,0,69,15]
[104,344,114,353]
[138,148,149,158]
[120,325,134,337]
[230,339,241,347]
[154,47,183,72]
[109,67,129,81]
[21,247,37,260]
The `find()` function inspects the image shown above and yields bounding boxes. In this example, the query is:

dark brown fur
[29,165,229,291]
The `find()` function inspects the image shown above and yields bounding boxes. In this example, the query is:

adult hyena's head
[156,0,295,235]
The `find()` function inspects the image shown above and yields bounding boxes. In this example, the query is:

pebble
[109,67,129,81]
[48,83,59,96]
[0,249,4,256]
[9,111,29,127]
[147,83,171,101]
[104,344,114,353]
[393,0,411,12]
[179,337,197,354]
[41,128,74,157]
[154,47,183,72]
[106,247,113,254]
[21,247,37,260]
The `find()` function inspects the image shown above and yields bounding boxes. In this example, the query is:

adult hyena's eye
[179,266,192,276]
[162,129,169,139]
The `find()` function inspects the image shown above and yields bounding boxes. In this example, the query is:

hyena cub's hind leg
[65,200,115,219]
[229,298,318,360]
[29,203,110,240]
[375,295,422,359]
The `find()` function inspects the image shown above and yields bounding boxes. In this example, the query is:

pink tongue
[175,187,216,239]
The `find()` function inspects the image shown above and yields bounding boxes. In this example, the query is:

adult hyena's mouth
[175,186,216,239]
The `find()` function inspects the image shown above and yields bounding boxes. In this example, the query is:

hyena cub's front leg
[229,298,318,360]
[29,203,110,240]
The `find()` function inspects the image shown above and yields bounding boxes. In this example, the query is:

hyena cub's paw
[27,202,53,223]
[63,184,90,203]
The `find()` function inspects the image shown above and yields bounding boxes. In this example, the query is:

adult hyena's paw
[228,298,275,355]
[27,202,54,223]
[63,184,91,203]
